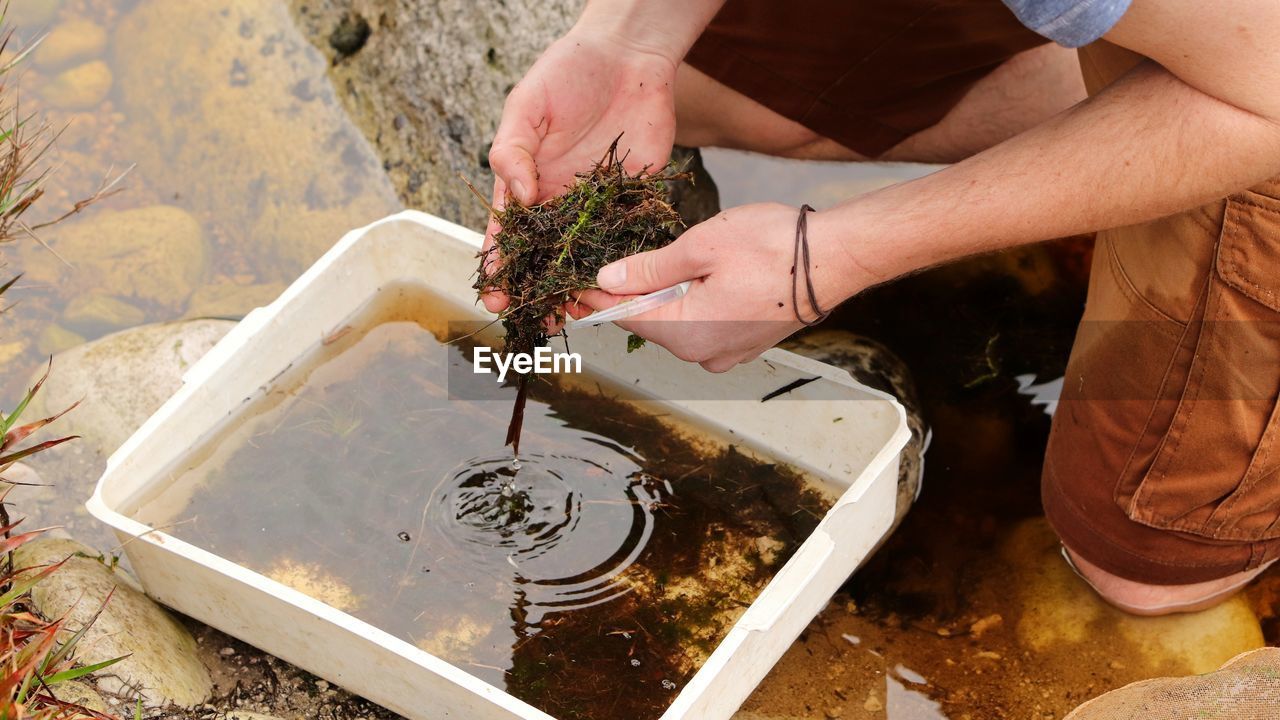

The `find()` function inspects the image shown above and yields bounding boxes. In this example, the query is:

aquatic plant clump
[474,140,686,357]
[470,139,688,451]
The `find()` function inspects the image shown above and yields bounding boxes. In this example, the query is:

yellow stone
[34,17,107,70]
[1004,518,1264,675]
[0,340,25,368]
[40,60,112,110]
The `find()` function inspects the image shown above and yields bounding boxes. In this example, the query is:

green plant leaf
[1,359,51,436]
[42,655,126,686]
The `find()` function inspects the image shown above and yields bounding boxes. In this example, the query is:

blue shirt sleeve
[1002,0,1133,48]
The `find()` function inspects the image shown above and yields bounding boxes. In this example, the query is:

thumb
[597,240,706,294]
[489,87,545,206]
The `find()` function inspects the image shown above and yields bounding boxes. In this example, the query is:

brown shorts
[684,0,1049,158]
[689,5,1280,584]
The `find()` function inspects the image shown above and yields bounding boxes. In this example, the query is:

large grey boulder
[14,537,214,708]
[288,0,582,229]
[31,320,235,454]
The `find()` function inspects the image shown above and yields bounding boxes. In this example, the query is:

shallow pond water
[705,149,1279,718]
[0,1,1274,718]
[133,285,833,720]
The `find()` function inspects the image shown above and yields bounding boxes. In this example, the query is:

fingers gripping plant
[468,137,689,453]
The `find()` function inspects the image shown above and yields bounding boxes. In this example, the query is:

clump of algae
[468,137,688,452]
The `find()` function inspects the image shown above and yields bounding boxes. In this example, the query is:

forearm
[572,0,725,63]
[821,61,1280,290]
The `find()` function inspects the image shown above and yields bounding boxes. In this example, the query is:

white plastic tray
[87,211,909,720]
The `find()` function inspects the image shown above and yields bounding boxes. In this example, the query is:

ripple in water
[427,453,660,625]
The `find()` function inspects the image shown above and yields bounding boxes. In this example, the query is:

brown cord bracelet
[792,204,830,326]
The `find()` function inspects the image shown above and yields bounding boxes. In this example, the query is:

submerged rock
[184,281,286,319]
[20,205,207,311]
[7,0,64,28]
[782,330,927,531]
[14,537,213,707]
[40,59,112,110]
[1003,518,1263,675]
[114,0,398,278]
[36,323,85,355]
[34,17,108,70]
[62,293,148,335]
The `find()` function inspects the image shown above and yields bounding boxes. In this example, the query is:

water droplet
[511,457,522,471]
[630,658,641,667]
[661,679,677,691]
[397,531,411,542]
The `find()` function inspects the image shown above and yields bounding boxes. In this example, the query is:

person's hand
[573,203,876,372]
[480,29,679,313]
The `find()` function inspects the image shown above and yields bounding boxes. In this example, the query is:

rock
[40,60,112,110]
[287,0,580,231]
[24,320,234,549]
[34,17,107,70]
[47,680,109,714]
[184,281,286,319]
[0,463,58,524]
[37,323,85,355]
[326,11,370,58]
[7,0,63,28]
[114,0,398,279]
[0,339,27,367]
[781,330,927,532]
[31,319,234,454]
[20,205,207,311]
[14,537,213,707]
[1003,518,1263,676]
[249,196,394,276]
[62,293,147,335]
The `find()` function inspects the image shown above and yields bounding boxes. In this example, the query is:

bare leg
[675,43,1086,163]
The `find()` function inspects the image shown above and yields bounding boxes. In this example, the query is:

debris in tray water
[138,286,836,720]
